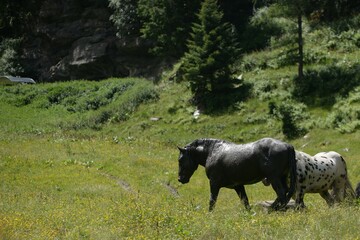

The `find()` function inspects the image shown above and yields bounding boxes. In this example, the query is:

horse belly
[220,164,264,187]
[208,145,278,188]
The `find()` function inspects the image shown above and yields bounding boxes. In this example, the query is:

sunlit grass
[1,132,360,239]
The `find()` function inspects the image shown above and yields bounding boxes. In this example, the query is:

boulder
[21,0,167,82]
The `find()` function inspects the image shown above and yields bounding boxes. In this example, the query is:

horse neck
[192,139,219,167]
[195,151,207,167]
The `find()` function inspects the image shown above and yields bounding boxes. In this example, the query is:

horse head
[177,145,203,184]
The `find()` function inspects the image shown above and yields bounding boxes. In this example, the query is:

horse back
[314,151,347,176]
[205,138,293,186]
[212,138,291,167]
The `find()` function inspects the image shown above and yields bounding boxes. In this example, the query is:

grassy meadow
[2,16,360,239]
[1,77,360,239]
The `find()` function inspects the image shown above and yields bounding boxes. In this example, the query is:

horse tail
[286,145,297,202]
[341,156,356,200]
[345,177,356,199]
[355,182,360,199]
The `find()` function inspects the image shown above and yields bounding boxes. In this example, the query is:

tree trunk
[297,13,304,81]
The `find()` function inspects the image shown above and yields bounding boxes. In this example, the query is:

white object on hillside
[0,76,36,85]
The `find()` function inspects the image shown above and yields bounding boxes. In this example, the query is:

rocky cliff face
[22,0,167,82]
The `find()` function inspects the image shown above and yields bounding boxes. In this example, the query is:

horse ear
[177,146,186,153]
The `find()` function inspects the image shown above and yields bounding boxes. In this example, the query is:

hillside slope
[1,18,360,238]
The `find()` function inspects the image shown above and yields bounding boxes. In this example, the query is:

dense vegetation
[2,0,360,109]
[1,0,360,239]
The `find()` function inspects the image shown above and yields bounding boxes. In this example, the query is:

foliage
[0,38,23,76]
[324,28,360,52]
[327,86,360,133]
[219,0,265,52]
[179,0,244,111]
[293,63,360,106]
[109,0,140,38]
[244,6,291,51]
[137,0,201,57]
[269,100,309,139]
[0,0,44,37]
[307,0,360,22]
[245,4,319,70]
[0,78,158,130]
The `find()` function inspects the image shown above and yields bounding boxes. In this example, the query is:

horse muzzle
[178,176,189,184]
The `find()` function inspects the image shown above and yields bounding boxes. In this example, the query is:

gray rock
[21,0,168,82]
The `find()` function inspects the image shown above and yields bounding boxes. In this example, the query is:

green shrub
[67,79,159,130]
[241,6,286,51]
[47,85,82,105]
[0,38,23,76]
[293,63,360,106]
[327,86,360,133]
[0,84,43,107]
[269,100,308,139]
[0,78,159,130]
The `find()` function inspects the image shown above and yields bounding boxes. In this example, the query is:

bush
[327,86,360,133]
[246,6,293,50]
[0,84,43,107]
[0,38,23,75]
[0,78,159,130]
[69,79,159,130]
[269,100,309,139]
[293,63,360,106]
[201,81,252,113]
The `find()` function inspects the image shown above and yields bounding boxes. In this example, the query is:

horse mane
[187,138,232,151]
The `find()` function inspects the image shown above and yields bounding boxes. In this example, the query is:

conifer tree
[180,0,240,110]
[137,0,201,57]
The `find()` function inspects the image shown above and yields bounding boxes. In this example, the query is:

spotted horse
[263,151,356,209]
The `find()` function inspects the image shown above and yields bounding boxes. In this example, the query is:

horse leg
[295,190,306,209]
[270,179,287,210]
[281,175,289,193]
[209,183,220,212]
[319,191,334,206]
[332,179,346,203]
[234,185,250,210]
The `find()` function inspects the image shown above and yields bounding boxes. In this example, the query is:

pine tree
[137,0,201,57]
[180,0,240,110]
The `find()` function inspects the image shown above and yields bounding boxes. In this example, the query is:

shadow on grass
[293,63,360,107]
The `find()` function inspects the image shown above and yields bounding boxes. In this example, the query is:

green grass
[1,134,360,239]
[1,78,360,239]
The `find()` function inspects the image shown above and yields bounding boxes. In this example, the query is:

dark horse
[177,138,296,211]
